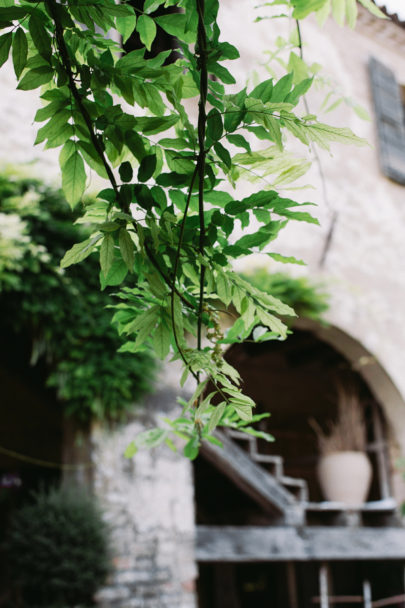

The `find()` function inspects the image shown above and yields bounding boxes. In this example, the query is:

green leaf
[216,272,232,306]
[119,228,135,272]
[250,78,273,103]
[214,142,232,169]
[206,108,223,143]
[135,428,168,449]
[217,41,239,60]
[267,252,306,265]
[45,123,75,150]
[207,402,226,434]
[116,14,136,43]
[100,258,128,289]
[153,322,171,359]
[0,6,26,19]
[136,14,156,51]
[35,99,67,123]
[292,0,327,19]
[61,151,86,209]
[119,161,133,183]
[77,140,108,179]
[0,32,12,68]
[144,0,165,12]
[59,140,76,166]
[12,28,27,78]
[357,0,388,19]
[288,52,309,83]
[226,134,251,153]
[60,234,102,268]
[166,150,195,175]
[28,14,52,61]
[133,307,160,347]
[232,402,253,422]
[233,221,285,250]
[303,121,367,149]
[257,307,289,337]
[124,441,137,458]
[285,77,313,106]
[100,233,115,278]
[138,154,157,182]
[17,66,53,90]
[271,72,294,102]
[332,0,345,25]
[155,13,196,44]
[209,62,236,85]
[126,131,146,161]
[35,110,71,145]
[135,115,179,135]
[184,436,199,460]
[158,137,189,150]
[204,191,233,205]
[253,208,271,224]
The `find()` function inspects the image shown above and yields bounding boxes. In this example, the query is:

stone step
[250,453,284,478]
[224,428,308,501]
[280,475,309,502]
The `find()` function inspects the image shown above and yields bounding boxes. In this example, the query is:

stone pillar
[92,371,197,608]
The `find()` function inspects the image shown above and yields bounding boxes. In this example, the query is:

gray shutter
[369,56,405,185]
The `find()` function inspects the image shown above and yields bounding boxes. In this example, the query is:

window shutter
[369,56,405,185]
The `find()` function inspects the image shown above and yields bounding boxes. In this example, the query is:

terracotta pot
[317,451,372,505]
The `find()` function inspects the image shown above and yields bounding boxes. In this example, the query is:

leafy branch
[0,0,384,458]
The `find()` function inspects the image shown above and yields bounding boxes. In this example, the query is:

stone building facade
[2,2,405,606]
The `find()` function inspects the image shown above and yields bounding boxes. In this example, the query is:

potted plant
[311,384,372,505]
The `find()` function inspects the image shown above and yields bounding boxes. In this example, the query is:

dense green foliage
[6,486,110,607]
[0,170,156,421]
[0,0,384,456]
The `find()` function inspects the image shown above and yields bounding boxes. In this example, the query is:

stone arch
[201,318,405,508]
[296,318,405,502]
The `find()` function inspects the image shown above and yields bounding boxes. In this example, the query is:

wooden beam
[200,431,296,516]
[196,526,405,562]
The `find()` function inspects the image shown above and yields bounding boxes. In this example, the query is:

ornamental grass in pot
[311,384,372,505]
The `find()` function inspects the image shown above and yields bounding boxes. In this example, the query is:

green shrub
[7,486,110,607]
[0,168,157,421]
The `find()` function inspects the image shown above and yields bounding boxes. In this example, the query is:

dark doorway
[197,562,318,608]
[0,327,64,603]
[197,561,405,608]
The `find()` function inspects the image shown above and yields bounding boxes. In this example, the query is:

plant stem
[196,0,208,354]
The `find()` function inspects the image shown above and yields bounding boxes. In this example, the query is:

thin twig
[196,0,208,358]
[296,19,335,267]
[170,165,199,381]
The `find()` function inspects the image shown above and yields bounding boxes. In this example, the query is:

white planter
[317,451,372,505]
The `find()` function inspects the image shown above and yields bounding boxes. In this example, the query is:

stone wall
[92,367,197,608]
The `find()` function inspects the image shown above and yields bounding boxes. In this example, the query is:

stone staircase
[224,428,309,503]
[221,428,398,526]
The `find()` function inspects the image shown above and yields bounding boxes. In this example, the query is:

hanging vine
[0,0,386,457]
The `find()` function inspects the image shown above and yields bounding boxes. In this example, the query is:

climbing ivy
[0,0,385,456]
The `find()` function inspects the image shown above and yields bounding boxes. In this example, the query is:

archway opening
[195,328,391,523]
[194,326,398,608]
